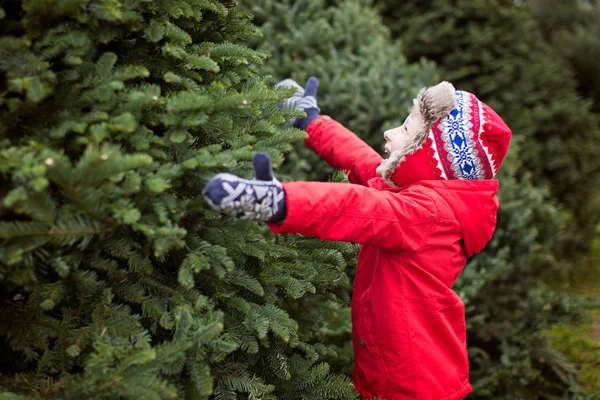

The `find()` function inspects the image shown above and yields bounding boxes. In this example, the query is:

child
[203,77,512,400]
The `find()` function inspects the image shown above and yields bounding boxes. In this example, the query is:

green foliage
[241,0,438,181]
[545,235,600,398]
[544,321,600,398]
[529,0,600,113]
[0,0,357,398]
[374,0,600,256]
[246,0,438,141]
[453,155,590,398]
[244,0,599,398]
[367,0,600,397]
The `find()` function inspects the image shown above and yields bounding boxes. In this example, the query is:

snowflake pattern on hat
[433,91,494,180]
[384,82,511,187]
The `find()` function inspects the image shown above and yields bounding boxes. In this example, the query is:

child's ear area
[405,110,425,137]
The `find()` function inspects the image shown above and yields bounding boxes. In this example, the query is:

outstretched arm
[267,180,436,252]
[203,153,436,252]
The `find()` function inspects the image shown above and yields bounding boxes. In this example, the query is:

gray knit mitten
[276,77,320,130]
[202,152,286,223]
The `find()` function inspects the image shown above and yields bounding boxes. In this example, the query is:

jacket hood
[377,84,512,188]
[377,82,456,187]
[419,180,499,257]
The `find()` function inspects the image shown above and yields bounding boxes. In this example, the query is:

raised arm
[304,116,383,186]
[276,77,383,186]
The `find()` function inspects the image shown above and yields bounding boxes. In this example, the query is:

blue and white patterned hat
[377,82,512,187]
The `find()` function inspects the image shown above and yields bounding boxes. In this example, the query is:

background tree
[1,0,597,398]
[528,1,600,395]
[374,0,600,257]
[238,0,440,377]
[0,0,358,398]
[246,0,594,397]
[529,0,600,113]
[242,0,439,182]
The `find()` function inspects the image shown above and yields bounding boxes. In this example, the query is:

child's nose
[383,130,392,142]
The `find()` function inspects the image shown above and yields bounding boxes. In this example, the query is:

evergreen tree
[0,1,358,398]
[239,0,440,376]
[245,0,593,397]
[367,0,600,397]
[529,0,600,112]
[242,0,439,181]
[374,0,600,256]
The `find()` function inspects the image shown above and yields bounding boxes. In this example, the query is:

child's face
[383,110,423,155]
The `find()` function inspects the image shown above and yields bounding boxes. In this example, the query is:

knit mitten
[202,152,286,223]
[276,77,320,130]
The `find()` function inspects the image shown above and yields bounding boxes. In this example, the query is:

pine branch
[0,221,112,240]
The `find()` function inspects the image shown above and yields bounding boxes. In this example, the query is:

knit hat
[376,82,512,187]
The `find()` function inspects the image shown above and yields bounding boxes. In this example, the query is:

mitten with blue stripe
[202,152,287,223]
[276,77,320,130]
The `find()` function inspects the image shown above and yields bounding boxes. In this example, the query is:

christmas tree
[529,0,600,112]
[0,0,358,398]
[240,0,440,375]
[243,0,439,183]
[246,0,593,397]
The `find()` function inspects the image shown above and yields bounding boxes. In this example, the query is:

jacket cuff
[266,182,313,235]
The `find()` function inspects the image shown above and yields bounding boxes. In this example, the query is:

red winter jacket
[268,117,500,400]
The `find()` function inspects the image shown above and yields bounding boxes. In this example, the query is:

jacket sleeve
[267,181,438,252]
[305,116,383,186]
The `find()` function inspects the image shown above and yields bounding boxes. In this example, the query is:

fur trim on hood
[376,81,456,187]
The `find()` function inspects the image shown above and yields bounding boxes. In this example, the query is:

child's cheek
[390,136,409,153]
